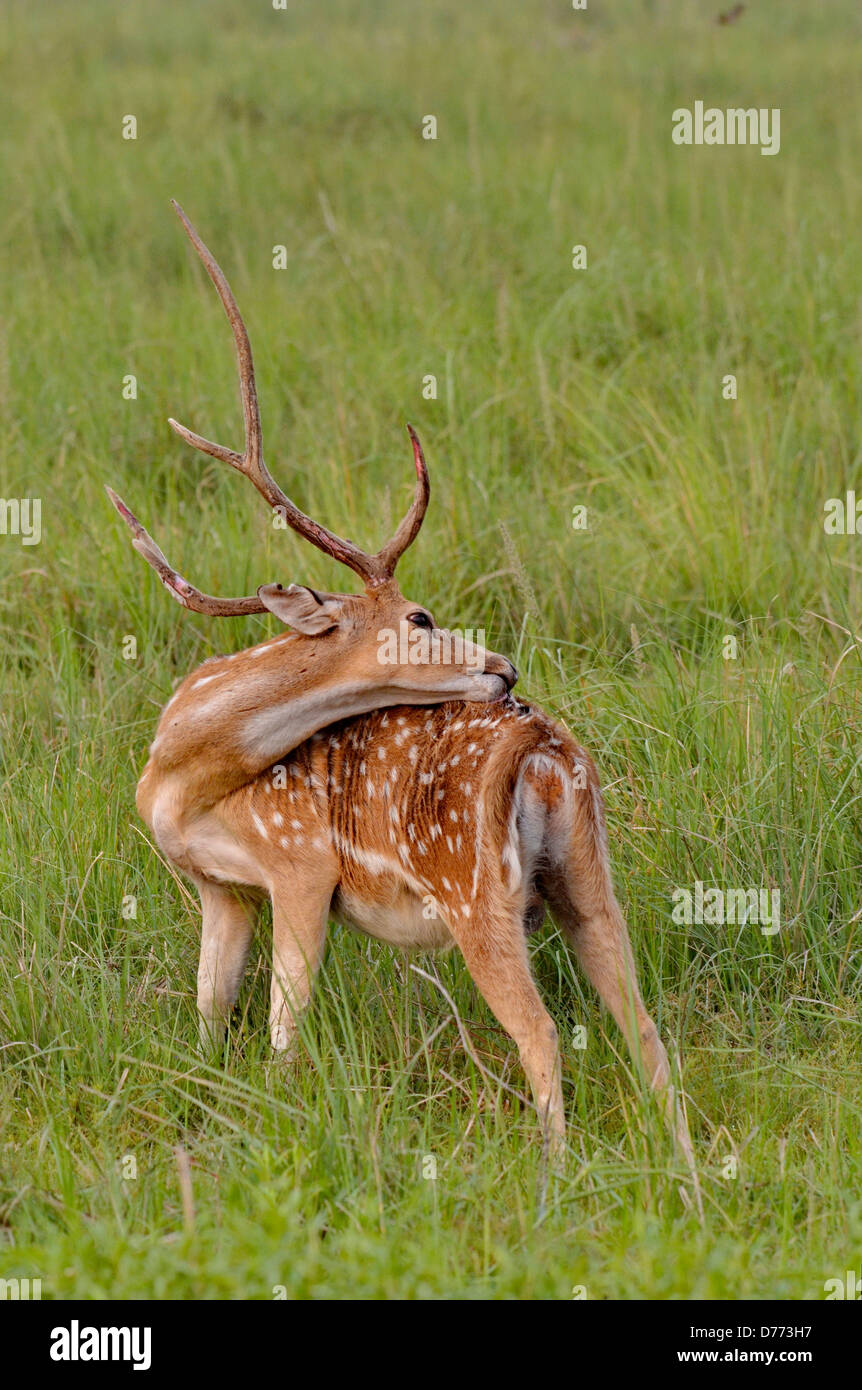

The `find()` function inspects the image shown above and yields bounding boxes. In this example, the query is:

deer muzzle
[484,654,518,691]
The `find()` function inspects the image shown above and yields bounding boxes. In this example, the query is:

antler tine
[168,200,383,585]
[105,487,267,616]
[167,198,262,473]
[374,424,430,577]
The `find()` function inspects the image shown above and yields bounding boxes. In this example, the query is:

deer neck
[136,633,351,815]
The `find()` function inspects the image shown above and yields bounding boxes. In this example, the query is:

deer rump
[204,694,608,952]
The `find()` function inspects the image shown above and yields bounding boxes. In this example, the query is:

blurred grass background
[0,0,860,1298]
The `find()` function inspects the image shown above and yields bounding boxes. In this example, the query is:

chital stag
[110,205,695,1178]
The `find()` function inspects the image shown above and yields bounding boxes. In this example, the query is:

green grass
[1,0,860,1299]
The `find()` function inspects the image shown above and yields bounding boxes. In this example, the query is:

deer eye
[408,611,433,629]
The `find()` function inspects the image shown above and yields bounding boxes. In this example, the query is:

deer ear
[257,583,344,634]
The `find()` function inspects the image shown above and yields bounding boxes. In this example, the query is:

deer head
[108,204,516,809]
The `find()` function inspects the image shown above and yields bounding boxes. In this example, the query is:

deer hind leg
[454,764,565,1148]
[456,896,565,1150]
[269,870,335,1053]
[194,878,259,1047]
[542,775,694,1163]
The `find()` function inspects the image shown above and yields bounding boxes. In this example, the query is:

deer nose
[485,655,518,689]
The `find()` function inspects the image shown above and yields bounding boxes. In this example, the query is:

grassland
[0,0,860,1299]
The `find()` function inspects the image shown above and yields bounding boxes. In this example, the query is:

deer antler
[107,201,430,611]
[104,486,267,615]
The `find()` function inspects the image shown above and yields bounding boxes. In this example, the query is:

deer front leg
[454,900,565,1153]
[269,873,335,1054]
[194,879,259,1047]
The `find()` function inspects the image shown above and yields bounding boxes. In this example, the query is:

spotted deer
[110,205,695,1177]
